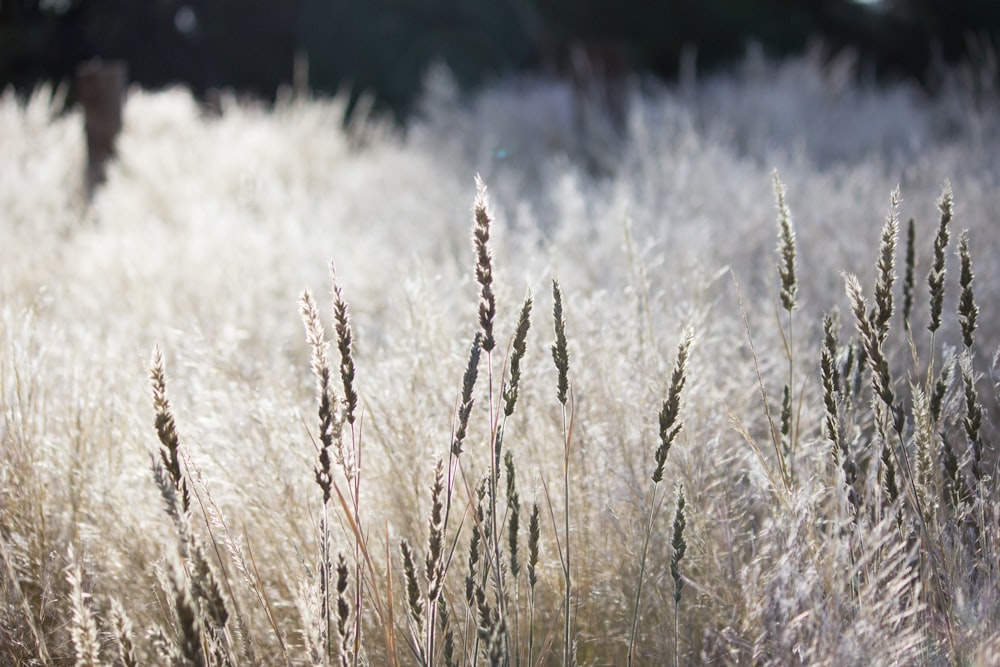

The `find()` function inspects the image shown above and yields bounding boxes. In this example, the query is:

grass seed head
[551,280,570,406]
[653,330,692,483]
[473,175,497,353]
[503,292,533,417]
[401,539,424,639]
[670,486,687,604]
[928,179,953,333]
[110,598,139,667]
[957,230,979,350]
[873,187,900,343]
[453,331,483,457]
[773,169,798,313]
[527,502,540,589]
[330,265,359,426]
[902,218,916,328]
[66,553,101,667]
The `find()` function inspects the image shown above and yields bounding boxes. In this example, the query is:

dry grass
[2,51,1000,665]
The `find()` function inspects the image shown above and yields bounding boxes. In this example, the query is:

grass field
[2,50,1000,665]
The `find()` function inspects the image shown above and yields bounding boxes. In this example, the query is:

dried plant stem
[485,348,507,632]
[924,180,953,396]
[550,279,574,667]
[670,486,686,667]
[626,485,660,666]
[331,268,364,667]
[733,275,792,491]
[0,539,52,667]
[330,481,397,666]
[350,444,363,667]
[471,176,510,654]
[773,170,799,469]
[526,502,540,667]
[561,399,573,667]
[629,331,690,665]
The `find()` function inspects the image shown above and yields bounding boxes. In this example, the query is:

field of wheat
[2,51,1000,666]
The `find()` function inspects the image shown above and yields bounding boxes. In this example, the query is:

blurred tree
[1,0,998,116]
[0,0,80,91]
[874,0,1000,78]
[1,0,299,99]
[297,0,535,119]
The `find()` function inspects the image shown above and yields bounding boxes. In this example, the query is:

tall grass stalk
[925,181,953,393]
[526,503,540,667]
[330,267,364,667]
[669,486,687,667]
[627,331,691,666]
[773,170,798,477]
[472,175,508,643]
[299,288,341,666]
[550,279,573,667]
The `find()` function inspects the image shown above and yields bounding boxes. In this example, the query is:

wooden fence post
[76,59,127,197]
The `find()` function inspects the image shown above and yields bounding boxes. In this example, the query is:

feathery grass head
[466,480,486,605]
[928,179,953,334]
[879,442,900,509]
[929,353,954,425]
[957,230,979,351]
[335,553,351,658]
[110,597,138,667]
[505,450,521,579]
[845,272,903,432]
[670,485,687,604]
[911,383,934,512]
[960,354,984,484]
[439,598,457,667]
[551,279,570,406]
[191,543,229,632]
[873,186,900,343]
[453,331,483,457]
[150,345,191,513]
[653,330,692,483]
[66,551,101,667]
[169,561,206,667]
[330,264,358,426]
[820,311,841,453]
[401,539,424,640]
[527,502,540,589]
[299,289,340,501]
[502,292,533,417]
[902,218,916,329]
[940,433,969,511]
[425,459,446,603]
[773,169,797,313]
[473,174,496,353]
[779,383,793,458]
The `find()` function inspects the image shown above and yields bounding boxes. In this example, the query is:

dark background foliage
[2,0,998,119]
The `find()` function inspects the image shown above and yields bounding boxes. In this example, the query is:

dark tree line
[1,0,998,118]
